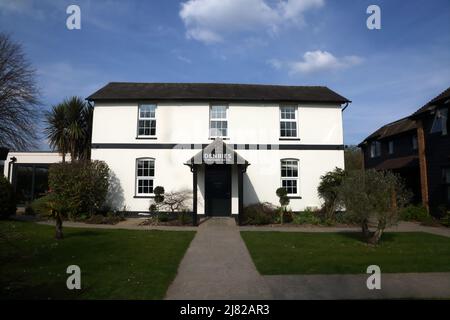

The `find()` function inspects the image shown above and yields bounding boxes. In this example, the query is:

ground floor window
[136,158,155,195]
[12,164,49,204]
[281,159,299,195]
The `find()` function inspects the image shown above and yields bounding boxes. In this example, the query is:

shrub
[49,160,109,219]
[292,210,321,225]
[274,207,293,224]
[441,211,450,227]
[318,167,345,220]
[178,210,192,225]
[84,213,125,225]
[29,194,55,217]
[400,205,429,222]
[0,175,16,218]
[242,203,277,225]
[157,212,169,222]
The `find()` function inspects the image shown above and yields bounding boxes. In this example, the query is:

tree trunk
[55,214,63,240]
[368,219,386,245]
[361,219,370,239]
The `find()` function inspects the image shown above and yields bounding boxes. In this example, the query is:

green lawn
[241,231,450,275]
[0,220,195,299]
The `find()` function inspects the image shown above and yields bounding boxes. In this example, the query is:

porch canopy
[185,138,249,225]
[185,138,249,167]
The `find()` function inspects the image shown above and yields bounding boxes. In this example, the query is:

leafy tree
[45,97,93,162]
[49,160,110,219]
[318,167,345,220]
[0,33,40,150]
[344,145,363,171]
[276,187,290,224]
[338,169,410,244]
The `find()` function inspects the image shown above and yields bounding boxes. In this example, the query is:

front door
[205,165,231,216]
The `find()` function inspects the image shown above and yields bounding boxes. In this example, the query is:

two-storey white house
[87,83,349,220]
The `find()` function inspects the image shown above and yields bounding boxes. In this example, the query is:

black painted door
[205,165,231,216]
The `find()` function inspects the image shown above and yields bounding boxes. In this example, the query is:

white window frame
[209,104,228,138]
[279,105,299,138]
[137,104,157,138]
[280,159,299,196]
[136,158,155,196]
[388,140,394,154]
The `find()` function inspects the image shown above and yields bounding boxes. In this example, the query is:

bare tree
[0,33,40,150]
[161,189,192,212]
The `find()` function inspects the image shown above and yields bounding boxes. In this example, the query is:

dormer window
[431,107,448,136]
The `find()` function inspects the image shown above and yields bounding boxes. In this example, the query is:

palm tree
[45,103,68,162]
[45,96,93,162]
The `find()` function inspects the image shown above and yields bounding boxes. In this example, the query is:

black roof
[359,116,416,146]
[412,86,450,117]
[87,82,350,104]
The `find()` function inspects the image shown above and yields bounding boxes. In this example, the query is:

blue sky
[1,0,449,148]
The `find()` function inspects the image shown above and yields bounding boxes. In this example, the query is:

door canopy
[185,138,249,166]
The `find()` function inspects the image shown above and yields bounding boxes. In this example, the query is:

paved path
[165,217,273,300]
[265,273,450,299]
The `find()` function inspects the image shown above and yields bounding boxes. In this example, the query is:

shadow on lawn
[338,231,397,244]
[64,230,104,239]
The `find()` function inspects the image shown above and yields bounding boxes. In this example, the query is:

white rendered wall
[91,100,345,213]
[92,102,343,145]
[3,152,67,182]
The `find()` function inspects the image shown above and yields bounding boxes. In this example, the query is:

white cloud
[179,0,324,43]
[289,50,363,74]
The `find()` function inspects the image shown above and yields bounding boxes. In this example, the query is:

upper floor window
[431,107,448,136]
[388,140,394,155]
[412,135,418,150]
[281,159,299,195]
[138,104,156,137]
[136,158,155,195]
[370,141,381,158]
[210,105,228,138]
[280,105,298,138]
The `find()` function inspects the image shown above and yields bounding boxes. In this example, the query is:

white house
[87,82,349,219]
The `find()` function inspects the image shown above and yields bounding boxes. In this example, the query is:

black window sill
[279,138,301,141]
[209,137,229,140]
[134,195,155,199]
[287,196,302,199]
[136,137,157,140]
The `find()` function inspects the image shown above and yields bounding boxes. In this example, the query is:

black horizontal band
[91,143,344,150]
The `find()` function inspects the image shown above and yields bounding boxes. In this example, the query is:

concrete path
[165,217,273,300]
[265,273,450,299]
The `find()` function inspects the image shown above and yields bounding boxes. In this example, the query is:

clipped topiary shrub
[242,202,277,225]
[0,175,16,218]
